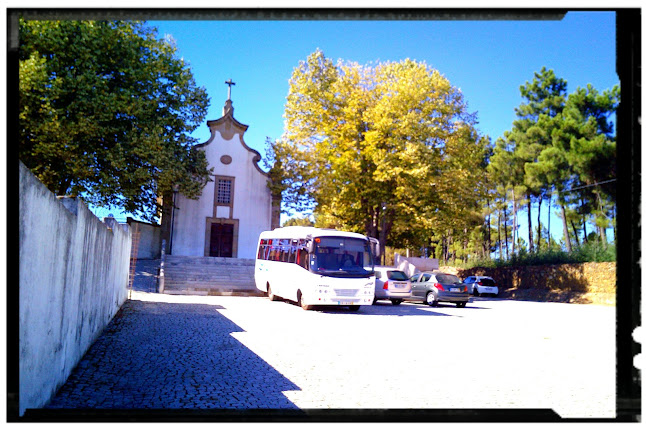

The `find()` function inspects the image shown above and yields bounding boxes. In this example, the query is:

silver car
[373,267,411,305]
[407,271,469,307]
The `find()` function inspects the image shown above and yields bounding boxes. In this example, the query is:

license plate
[450,288,461,292]
[337,301,353,305]
[394,283,406,288]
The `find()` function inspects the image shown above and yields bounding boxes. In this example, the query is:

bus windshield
[311,236,374,277]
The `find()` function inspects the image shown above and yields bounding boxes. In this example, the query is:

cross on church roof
[225,79,236,100]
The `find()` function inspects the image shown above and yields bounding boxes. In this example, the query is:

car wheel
[267,284,278,301]
[391,299,402,305]
[348,305,360,311]
[426,291,438,307]
[297,291,312,311]
[456,302,466,308]
[473,287,480,297]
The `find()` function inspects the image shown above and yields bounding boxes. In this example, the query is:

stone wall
[18,162,131,415]
[440,262,616,305]
[127,218,161,259]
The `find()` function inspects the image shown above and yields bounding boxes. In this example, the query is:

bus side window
[257,239,268,260]
[297,248,308,269]
[289,240,298,263]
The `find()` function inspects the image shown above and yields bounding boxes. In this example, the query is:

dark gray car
[407,271,469,307]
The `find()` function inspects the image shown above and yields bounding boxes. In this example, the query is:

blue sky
[100,11,619,247]
[149,12,617,153]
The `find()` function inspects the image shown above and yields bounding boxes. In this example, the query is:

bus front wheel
[297,291,313,311]
[267,284,278,301]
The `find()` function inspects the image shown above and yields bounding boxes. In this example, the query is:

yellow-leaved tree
[269,50,488,259]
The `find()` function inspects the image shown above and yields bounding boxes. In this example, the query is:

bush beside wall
[440,262,616,305]
[18,162,131,415]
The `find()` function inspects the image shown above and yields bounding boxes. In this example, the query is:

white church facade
[161,83,280,259]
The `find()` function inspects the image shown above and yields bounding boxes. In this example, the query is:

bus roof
[259,226,368,240]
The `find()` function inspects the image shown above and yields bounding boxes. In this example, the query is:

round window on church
[220,155,232,165]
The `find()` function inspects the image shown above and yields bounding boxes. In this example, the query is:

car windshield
[312,237,374,278]
[479,278,496,286]
[436,274,461,284]
[387,270,408,281]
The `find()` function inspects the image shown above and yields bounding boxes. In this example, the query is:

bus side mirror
[369,237,380,257]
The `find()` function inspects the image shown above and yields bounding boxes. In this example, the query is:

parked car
[373,267,411,305]
[407,271,469,307]
[463,276,499,297]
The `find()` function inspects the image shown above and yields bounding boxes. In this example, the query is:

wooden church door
[210,223,234,257]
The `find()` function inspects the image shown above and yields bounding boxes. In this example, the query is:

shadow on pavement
[38,298,302,419]
[296,300,492,316]
[131,259,161,293]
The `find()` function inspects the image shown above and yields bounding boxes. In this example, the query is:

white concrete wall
[394,253,439,277]
[171,129,272,259]
[18,162,130,415]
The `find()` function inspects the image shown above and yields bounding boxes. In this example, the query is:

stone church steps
[162,255,263,296]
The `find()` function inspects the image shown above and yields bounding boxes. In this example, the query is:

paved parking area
[43,291,616,420]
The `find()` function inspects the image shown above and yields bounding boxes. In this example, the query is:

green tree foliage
[551,84,619,245]
[19,19,212,221]
[282,216,315,227]
[271,50,487,257]
[492,68,618,258]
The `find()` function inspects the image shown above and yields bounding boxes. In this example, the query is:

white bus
[255,226,379,311]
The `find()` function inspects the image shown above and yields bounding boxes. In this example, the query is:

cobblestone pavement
[46,296,298,410]
[130,259,160,294]
[44,288,617,420]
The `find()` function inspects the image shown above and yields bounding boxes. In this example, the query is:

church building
[161,81,281,259]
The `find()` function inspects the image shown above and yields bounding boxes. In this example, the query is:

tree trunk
[560,203,572,252]
[570,220,580,247]
[612,205,616,244]
[511,188,517,256]
[463,227,468,264]
[486,199,492,258]
[595,192,608,247]
[547,194,552,250]
[527,193,534,253]
[497,210,502,260]
[56,178,72,197]
[536,195,542,252]
[504,205,509,259]
[599,223,607,247]
[365,205,377,239]
[378,208,393,265]
[580,198,588,244]
[441,235,447,264]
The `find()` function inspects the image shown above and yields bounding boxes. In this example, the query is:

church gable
[163,80,280,259]
[196,97,267,178]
